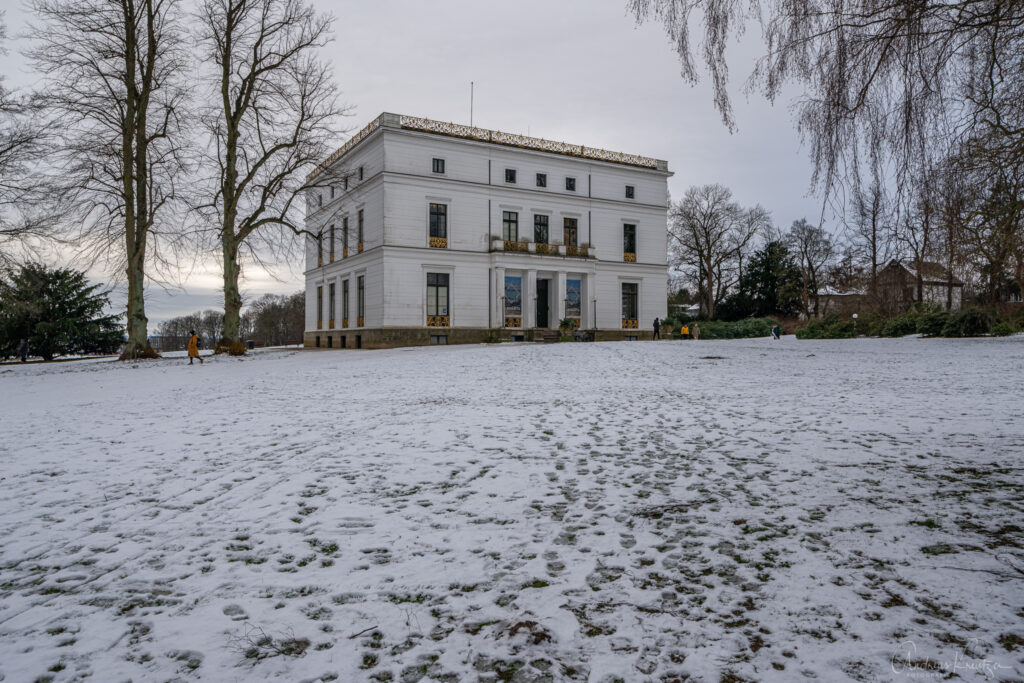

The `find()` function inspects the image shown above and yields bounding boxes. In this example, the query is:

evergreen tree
[718,241,804,319]
[0,264,123,361]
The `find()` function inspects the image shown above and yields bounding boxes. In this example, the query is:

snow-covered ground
[1,337,1022,682]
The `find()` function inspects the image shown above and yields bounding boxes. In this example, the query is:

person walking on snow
[652,317,661,340]
[771,323,781,340]
[187,330,204,365]
[691,323,700,340]
[17,338,28,363]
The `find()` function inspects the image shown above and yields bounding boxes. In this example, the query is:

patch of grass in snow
[920,543,957,555]
[910,518,941,528]
[998,633,1024,651]
[307,538,339,555]
[386,591,431,604]
[520,579,549,589]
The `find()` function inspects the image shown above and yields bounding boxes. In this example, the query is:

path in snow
[0,338,1022,682]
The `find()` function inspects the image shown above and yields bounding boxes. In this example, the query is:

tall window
[432,158,445,173]
[563,217,578,247]
[623,224,636,255]
[317,193,322,207]
[342,279,350,324]
[505,168,517,183]
[427,273,449,318]
[504,275,522,326]
[328,282,336,325]
[534,215,549,243]
[344,176,349,190]
[316,285,323,325]
[330,186,336,199]
[566,279,582,318]
[625,185,635,199]
[329,224,335,259]
[565,177,576,192]
[316,232,323,264]
[343,216,349,254]
[429,203,447,238]
[536,173,547,188]
[502,211,518,241]
[357,209,364,249]
[622,283,638,321]
[358,166,364,180]
[357,275,365,324]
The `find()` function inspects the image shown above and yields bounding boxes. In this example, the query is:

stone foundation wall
[303,328,657,349]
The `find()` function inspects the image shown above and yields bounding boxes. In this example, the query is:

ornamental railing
[308,115,383,180]
[624,252,637,262]
[504,240,529,252]
[342,317,348,328]
[565,245,586,257]
[429,236,447,248]
[399,115,661,170]
[357,316,364,327]
[309,112,667,181]
[534,243,555,255]
[622,318,639,329]
[426,315,450,327]
[503,316,522,328]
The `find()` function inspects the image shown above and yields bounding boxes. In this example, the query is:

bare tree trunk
[222,233,242,343]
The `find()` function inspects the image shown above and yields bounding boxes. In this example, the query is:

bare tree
[0,16,54,268]
[630,1,1024,208]
[668,184,769,318]
[29,0,190,359]
[195,0,345,349]
[849,175,893,302]
[787,219,834,317]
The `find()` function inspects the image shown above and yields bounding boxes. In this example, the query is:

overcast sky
[3,0,824,324]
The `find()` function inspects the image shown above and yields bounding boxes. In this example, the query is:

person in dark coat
[771,323,781,340]
[652,317,661,340]
[17,338,28,363]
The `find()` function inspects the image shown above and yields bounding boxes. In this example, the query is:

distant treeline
[154,292,304,351]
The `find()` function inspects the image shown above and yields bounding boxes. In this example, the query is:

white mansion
[303,113,671,348]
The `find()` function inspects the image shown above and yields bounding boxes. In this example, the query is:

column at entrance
[525,269,537,330]
[556,272,567,323]
[583,272,596,329]
[492,266,505,328]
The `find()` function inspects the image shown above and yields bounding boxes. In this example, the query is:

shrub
[698,317,774,339]
[941,308,993,337]
[992,322,1015,337]
[795,314,856,339]
[916,311,950,337]
[227,340,248,356]
[859,311,885,336]
[878,313,919,337]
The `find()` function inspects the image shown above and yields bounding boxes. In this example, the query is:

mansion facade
[303,113,671,348]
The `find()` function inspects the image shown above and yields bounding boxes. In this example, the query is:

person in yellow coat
[187,330,204,365]
[681,324,689,338]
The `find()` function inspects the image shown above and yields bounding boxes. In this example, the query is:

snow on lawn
[1,338,1022,682]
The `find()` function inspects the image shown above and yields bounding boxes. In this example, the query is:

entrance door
[536,279,550,328]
